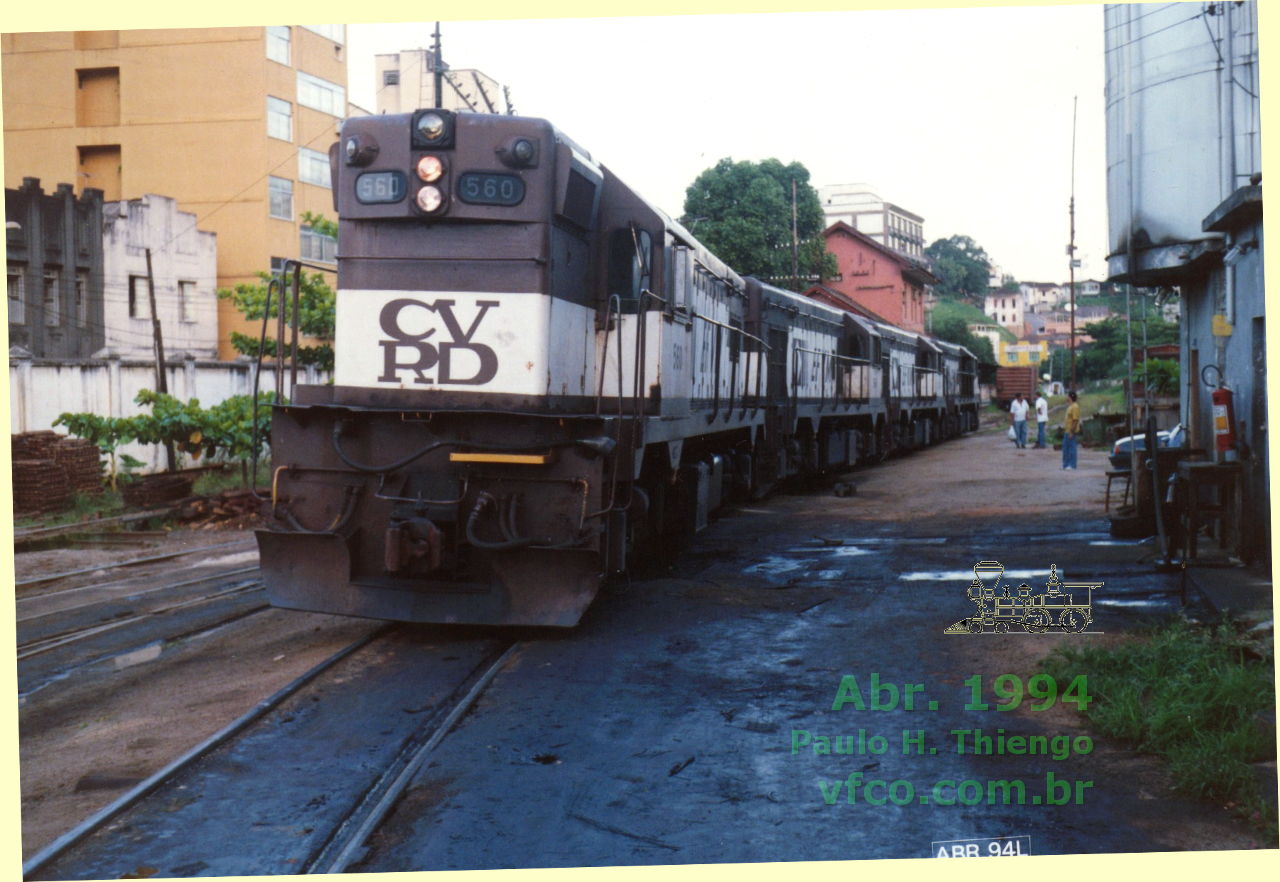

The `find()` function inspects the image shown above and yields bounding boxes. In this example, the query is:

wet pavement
[353,500,1230,869]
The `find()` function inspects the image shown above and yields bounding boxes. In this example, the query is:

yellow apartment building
[3,25,349,359]
[996,339,1050,368]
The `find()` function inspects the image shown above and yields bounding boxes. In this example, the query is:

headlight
[415,185,444,213]
[416,155,444,183]
[512,138,535,164]
[416,112,446,142]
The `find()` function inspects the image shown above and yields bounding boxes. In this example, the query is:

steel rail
[17,565,261,624]
[17,578,263,660]
[15,539,256,590]
[306,642,521,874]
[21,627,389,880]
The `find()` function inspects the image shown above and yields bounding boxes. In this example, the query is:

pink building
[807,221,937,332]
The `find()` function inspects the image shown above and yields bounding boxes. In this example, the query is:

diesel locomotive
[257,108,980,627]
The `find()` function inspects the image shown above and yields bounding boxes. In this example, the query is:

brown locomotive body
[257,109,980,626]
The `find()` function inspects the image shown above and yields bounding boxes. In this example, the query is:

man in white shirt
[1034,390,1049,448]
[1009,393,1030,449]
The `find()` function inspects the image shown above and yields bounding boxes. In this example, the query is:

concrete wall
[9,356,330,472]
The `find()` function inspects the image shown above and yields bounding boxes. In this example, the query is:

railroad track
[24,630,522,879]
[15,537,258,590]
[17,567,270,700]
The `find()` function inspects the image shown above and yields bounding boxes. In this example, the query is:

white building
[817,183,925,260]
[375,49,510,115]
[1019,282,1066,311]
[100,194,218,360]
[983,291,1024,331]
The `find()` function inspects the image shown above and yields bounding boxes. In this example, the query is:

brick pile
[10,431,105,517]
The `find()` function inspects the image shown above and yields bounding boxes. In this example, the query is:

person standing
[1034,389,1049,449]
[1062,390,1082,469]
[1009,393,1029,449]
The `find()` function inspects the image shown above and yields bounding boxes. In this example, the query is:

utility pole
[144,247,176,471]
[432,22,443,109]
[790,178,799,291]
[1068,95,1078,391]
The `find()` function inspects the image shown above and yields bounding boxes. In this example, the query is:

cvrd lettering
[378,298,501,385]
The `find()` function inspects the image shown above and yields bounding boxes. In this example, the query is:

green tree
[218,211,337,370]
[680,158,836,290]
[925,235,992,302]
[1075,315,1180,383]
[52,412,143,491]
[929,312,996,365]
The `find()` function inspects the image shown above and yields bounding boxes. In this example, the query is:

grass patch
[192,460,272,495]
[1043,619,1276,833]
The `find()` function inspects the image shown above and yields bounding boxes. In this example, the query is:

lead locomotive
[258,109,979,626]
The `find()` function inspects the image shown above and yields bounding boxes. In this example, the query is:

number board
[457,172,525,206]
[355,171,407,204]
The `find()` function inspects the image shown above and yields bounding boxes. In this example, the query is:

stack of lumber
[10,431,104,516]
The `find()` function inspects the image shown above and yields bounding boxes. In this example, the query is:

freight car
[256,108,978,626]
[995,364,1039,408]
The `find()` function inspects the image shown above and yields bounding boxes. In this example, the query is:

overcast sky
[345,3,1113,285]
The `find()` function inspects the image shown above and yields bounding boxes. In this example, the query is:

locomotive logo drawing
[376,297,502,385]
[943,561,1101,635]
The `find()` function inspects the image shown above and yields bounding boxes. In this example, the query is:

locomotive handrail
[691,312,764,423]
[792,346,866,410]
[595,293,625,418]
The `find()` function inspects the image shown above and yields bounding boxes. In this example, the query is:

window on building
[302,24,345,44]
[268,176,293,220]
[128,275,150,319]
[267,96,292,141]
[266,26,290,65]
[298,147,330,188]
[296,71,345,116]
[8,266,24,324]
[75,273,88,325]
[43,271,60,327]
[178,280,196,323]
[300,225,337,263]
[270,256,287,277]
[383,69,400,86]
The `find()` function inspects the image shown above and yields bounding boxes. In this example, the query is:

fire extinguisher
[1211,385,1237,461]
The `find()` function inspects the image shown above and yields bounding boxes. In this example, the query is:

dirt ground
[13,424,1272,861]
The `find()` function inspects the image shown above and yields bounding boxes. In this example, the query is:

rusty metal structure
[256,109,980,626]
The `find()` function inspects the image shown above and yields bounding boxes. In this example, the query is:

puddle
[192,550,260,568]
[1094,596,1178,609]
[743,557,805,576]
[899,569,1057,582]
[113,642,164,669]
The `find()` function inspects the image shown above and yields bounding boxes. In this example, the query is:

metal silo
[1104,1,1261,284]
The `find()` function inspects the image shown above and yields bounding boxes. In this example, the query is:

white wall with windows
[101,194,218,359]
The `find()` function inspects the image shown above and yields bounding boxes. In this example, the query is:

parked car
[1110,423,1187,470]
